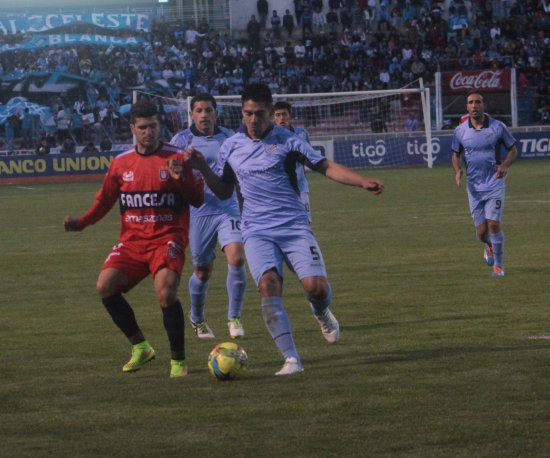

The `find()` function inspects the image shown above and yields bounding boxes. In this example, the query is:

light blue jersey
[452,117,516,193]
[218,125,326,238]
[171,125,240,218]
[291,125,311,195]
[291,125,312,222]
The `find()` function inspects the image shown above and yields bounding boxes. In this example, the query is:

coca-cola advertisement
[440,69,513,127]
[441,69,511,93]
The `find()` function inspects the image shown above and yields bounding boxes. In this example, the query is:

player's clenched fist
[63,216,83,231]
[364,179,384,195]
[167,158,186,181]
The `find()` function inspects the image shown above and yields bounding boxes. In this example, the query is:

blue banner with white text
[0,12,151,34]
[0,34,148,53]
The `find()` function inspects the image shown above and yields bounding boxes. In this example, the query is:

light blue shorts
[467,187,506,227]
[243,226,327,285]
[189,213,243,267]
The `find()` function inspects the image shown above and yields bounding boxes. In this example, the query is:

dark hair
[273,101,292,112]
[130,98,158,123]
[466,89,485,102]
[190,93,217,110]
[241,83,273,107]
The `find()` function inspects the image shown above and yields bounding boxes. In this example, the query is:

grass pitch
[1,160,549,457]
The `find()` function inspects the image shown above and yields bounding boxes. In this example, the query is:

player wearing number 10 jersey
[171,93,247,340]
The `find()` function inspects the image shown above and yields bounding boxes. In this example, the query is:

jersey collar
[468,116,490,130]
[190,123,221,137]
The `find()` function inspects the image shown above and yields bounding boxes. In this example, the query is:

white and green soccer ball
[208,342,248,381]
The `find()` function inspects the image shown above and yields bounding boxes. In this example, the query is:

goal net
[133,86,434,168]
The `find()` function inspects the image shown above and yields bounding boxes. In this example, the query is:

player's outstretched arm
[183,147,235,200]
[63,199,114,232]
[452,151,463,188]
[319,160,384,195]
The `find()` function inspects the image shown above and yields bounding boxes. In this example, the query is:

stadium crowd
[1,0,550,151]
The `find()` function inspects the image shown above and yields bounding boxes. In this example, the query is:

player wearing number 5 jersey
[452,90,518,277]
[63,99,204,378]
[171,93,247,340]
[184,83,384,375]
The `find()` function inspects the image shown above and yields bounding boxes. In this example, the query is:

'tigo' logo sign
[406,138,440,163]
[352,140,386,165]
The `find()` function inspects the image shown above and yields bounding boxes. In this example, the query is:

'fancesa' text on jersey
[88,143,203,245]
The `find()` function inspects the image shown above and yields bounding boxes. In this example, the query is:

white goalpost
[134,84,434,168]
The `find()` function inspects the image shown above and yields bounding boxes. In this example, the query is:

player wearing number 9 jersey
[171,93,247,340]
[452,90,518,277]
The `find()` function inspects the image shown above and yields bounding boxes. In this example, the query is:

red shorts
[101,239,186,290]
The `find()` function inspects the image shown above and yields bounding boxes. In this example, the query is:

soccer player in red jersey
[63,99,204,378]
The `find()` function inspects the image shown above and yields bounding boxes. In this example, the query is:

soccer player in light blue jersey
[171,94,247,339]
[184,83,384,375]
[273,101,313,222]
[452,90,518,277]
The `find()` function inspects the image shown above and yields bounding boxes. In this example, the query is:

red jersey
[79,142,203,247]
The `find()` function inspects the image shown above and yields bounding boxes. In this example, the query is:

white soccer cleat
[314,309,340,343]
[191,320,215,339]
[275,357,304,376]
[228,318,245,338]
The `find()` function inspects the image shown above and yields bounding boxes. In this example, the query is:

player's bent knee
[258,269,282,297]
[96,269,127,298]
[301,276,329,299]
[487,220,501,233]
[194,267,212,282]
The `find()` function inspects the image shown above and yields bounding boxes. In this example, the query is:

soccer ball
[208,342,248,381]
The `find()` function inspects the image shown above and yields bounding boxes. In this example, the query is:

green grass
[1,160,550,457]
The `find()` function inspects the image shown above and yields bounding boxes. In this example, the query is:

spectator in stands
[257,0,269,28]
[36,136,50,155]
[313,7,327,33]
[271,10,282,39]
[283,9,295,37]
[326,8,340,36]
[71,109,84,145]
[370,103,387,133]
[247,15,262,51]
[60,136,76,154]
[56,106,71,145]
[100,135,113,152]
[82,142,99,153]
[300,4,314,38]
[20,108,33,149]
[405,112,421,131]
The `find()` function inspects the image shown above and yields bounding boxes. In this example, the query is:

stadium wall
[1,130,550,185]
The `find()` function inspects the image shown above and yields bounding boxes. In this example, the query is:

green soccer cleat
[122,342,156,373]
[170,359,188,378]
[191,320,215,338]
[228,317,245,338]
